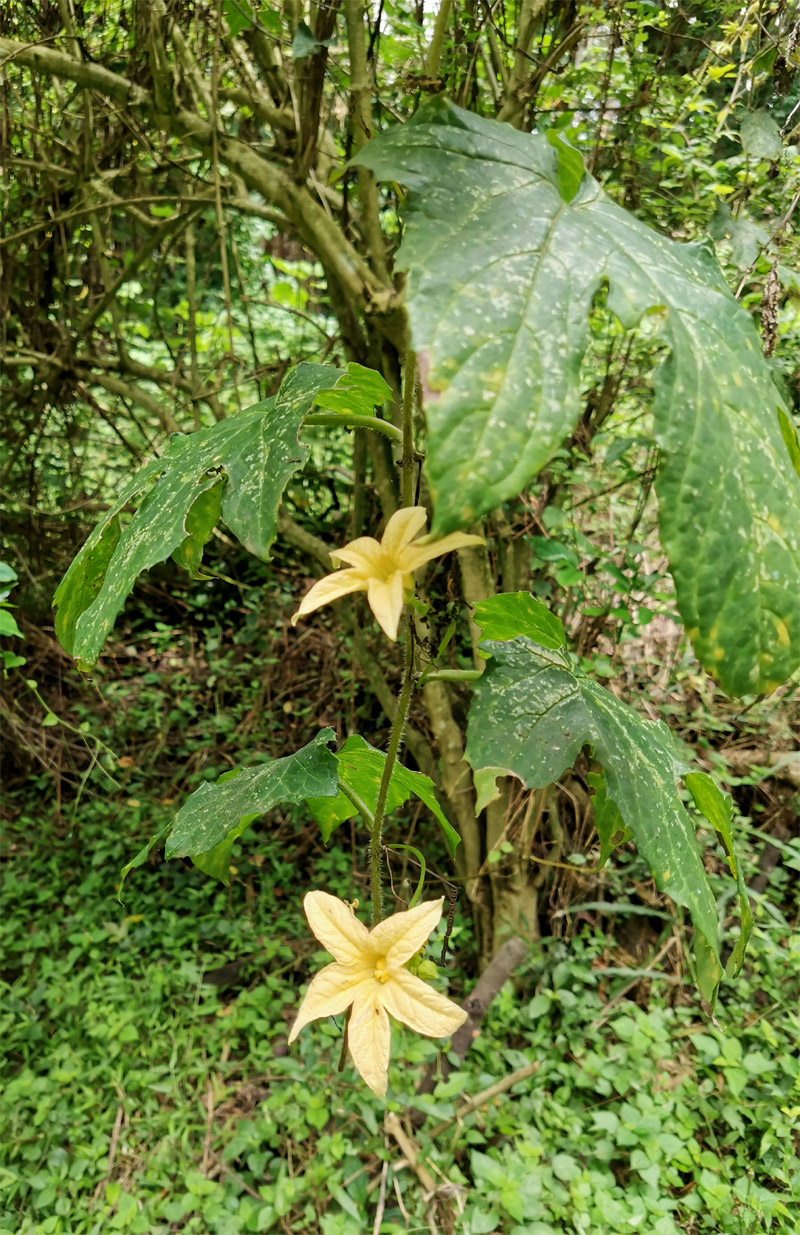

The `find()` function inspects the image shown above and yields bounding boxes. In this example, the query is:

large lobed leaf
[466,593,725,1002]
[54,363,350,668]
[355,99,800,696]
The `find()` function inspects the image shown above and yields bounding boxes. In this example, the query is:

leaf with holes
[355,98,800,696]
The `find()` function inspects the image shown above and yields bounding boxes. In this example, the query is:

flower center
[374,957,392,984]
[372,551,399,583]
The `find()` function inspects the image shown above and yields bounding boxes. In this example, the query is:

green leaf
[292,20,335,59]
[685,771,753,977]
[587,768,631,867]
[778,409,800,478]
[306,734,461,857]
[545,130,585,203]
[354,98,800,696]
[0,608,23,638]
[118,821,172,900]
[166,730,339,883]
[709,201,769,269]
[0,562,18,584]
[54,363,341,668]
[472,591,565,650]
[465,607,721,1001]
[311,362,392,417]
[385,843,427,906]
[222,0,254,35]
[739,110,782,161]
[171,479,225,578]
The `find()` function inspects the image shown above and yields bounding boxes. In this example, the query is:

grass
[2,771,799,1235]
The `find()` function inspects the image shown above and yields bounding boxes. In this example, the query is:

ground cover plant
[1,1,799,1231]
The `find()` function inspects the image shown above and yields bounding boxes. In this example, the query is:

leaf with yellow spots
[466,595,724,1004]
[355,99,800,696]
[54,364,390,669]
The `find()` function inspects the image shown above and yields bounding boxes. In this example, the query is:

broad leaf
[166,729,339,882]
[739,110,782,161]
[54,363,342,667]
[355,98,800,696]
[465,595,722,1001]
[307,734,460,857]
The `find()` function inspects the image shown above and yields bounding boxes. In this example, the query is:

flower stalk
[370,349,419,924]
[369,621,415,925]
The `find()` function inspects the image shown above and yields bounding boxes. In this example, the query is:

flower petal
[303,890,372,964]
[330,536,384,572]
[380,507,428,557]
[292,569,368,624]
[366,571,406,641]
[287,961,373,1042]
[369,897,444,966]
[348,988,391,1097]
[400,531,485,573]
[381,967,468,1038]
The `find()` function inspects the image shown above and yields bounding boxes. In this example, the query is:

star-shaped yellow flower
[291,506,483,641]
[287,891,467,1096]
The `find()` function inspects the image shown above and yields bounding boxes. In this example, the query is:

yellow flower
[291,506,483,641]
[288,890,467,1096]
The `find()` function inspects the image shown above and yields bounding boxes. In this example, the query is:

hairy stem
[370,623,415,925]
[401,348,417,506]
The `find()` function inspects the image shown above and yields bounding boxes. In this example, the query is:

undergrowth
[2,764,798,1234]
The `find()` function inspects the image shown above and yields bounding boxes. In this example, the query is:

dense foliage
[1,1,799,1232]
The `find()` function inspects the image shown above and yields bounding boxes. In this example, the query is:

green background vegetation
[1,0,799,1232]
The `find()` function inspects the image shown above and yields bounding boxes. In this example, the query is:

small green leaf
[473,591,565,650]
[0,608,23,638]
[166,730,339,882]
[307,734,461,856]
[119,822,172,899]
[685,771,753,977]
[778,409,800,479]
[587,768,631,867]
[311,363,392,418]
[386,843,427,906]
[171,479,225,578]
[41,712,59,727]
[740,110,782,161]
[292,20,335,59]
[545,130,585,203]
[222,0,254,35]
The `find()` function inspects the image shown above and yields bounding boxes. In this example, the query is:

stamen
[374,957,391,984]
